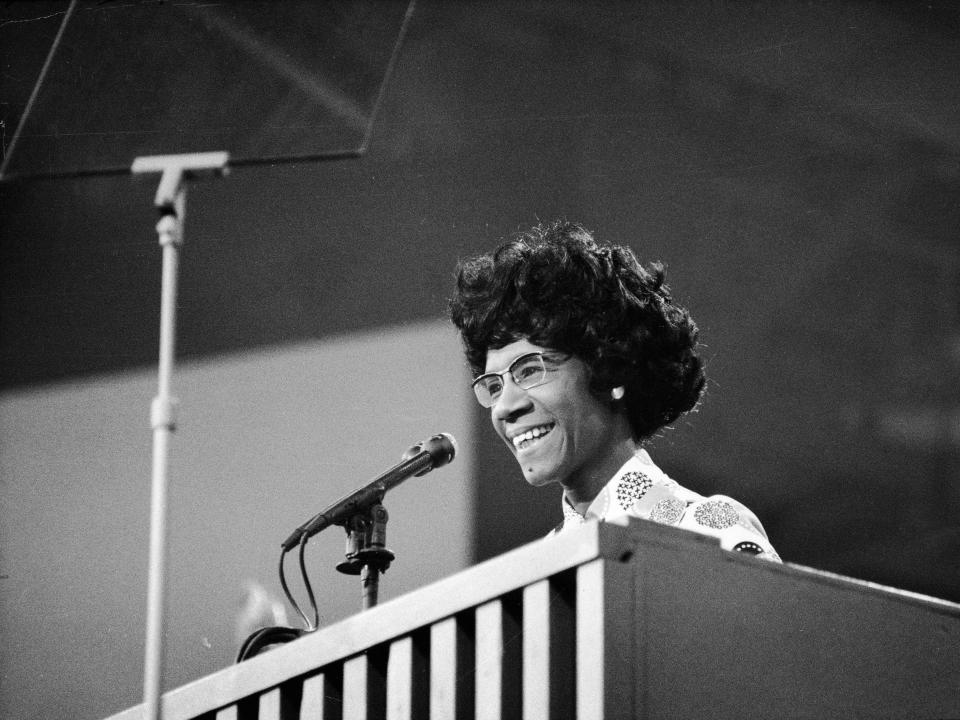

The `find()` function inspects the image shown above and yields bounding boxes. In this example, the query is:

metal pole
[143,189,185,720]
[132,152,228,720]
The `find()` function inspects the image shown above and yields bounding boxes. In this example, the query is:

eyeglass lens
[473,353,547,407]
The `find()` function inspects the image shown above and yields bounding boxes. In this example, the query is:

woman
[450,220,779,560]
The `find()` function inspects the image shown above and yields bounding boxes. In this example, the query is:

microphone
[281,433,457,551]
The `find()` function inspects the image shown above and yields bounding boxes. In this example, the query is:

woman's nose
[491,374,532,421]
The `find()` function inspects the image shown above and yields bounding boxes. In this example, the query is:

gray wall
[0,324,475,720]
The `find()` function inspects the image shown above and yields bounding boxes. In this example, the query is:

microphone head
[425,432,457,468]
[405,433,457,476]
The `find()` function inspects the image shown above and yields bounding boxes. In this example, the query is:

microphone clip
[335,502,395,609]
[335,502,395,576]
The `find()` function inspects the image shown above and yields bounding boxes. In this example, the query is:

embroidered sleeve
[678,495,781,562]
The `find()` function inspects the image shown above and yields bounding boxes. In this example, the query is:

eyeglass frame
[470,351,565,408]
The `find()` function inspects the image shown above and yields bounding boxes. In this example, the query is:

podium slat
[385,632,428,720]
[576,559,634,720]
[474,600,504,720]
[522,580,550,720]
[299,674,325,720]
[475,595,522,720]
[300,666,343,720]
[430,614,474,720]
[429,619,456,720]
[524,574,577,720]
[386,637,414,720]
[342,656,367,720]
[343,649,386,720]
[258,688,280,720]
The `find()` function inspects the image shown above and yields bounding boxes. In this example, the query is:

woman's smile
[510,422,556,451]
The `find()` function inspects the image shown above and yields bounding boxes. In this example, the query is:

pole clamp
[151,395,180,431]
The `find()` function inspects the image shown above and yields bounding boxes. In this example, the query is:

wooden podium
[106,519,960,720]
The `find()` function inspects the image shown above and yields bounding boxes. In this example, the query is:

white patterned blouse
[554,450,780,562]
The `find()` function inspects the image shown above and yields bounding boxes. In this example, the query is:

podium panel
[104,520,960,720]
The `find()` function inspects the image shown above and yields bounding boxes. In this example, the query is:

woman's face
[483,338,630,493]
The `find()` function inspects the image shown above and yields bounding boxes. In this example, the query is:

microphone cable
[235,625,306,663]
[298,532,320,631]
[237,542,318,663]
[278,539,319,632]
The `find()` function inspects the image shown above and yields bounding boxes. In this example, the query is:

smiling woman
[450,220,779,560]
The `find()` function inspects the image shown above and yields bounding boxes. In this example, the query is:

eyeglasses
[471,352,561,408]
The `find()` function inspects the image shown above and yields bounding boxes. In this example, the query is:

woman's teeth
[512,424,555,450]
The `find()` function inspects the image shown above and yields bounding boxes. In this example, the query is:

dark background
[3,0,959,632]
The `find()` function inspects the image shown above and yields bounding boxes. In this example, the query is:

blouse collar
[561,449,679,527]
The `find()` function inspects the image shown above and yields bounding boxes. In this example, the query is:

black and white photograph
[2,2,959,719]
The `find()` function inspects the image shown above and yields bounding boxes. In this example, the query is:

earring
[611,386,625,400]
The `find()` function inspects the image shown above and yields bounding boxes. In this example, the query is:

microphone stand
[335,503,395,609]
[132,152,229,720]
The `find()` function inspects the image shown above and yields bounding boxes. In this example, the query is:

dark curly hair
[449,220,705,441]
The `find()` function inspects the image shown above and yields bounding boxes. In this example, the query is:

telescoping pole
[132,152,228,720]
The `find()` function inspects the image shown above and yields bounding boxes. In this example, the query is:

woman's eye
[515,364,540,380]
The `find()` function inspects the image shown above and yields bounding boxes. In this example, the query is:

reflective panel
[2,0,411,179]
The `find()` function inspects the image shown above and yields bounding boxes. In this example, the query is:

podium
[105,519,960,720]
